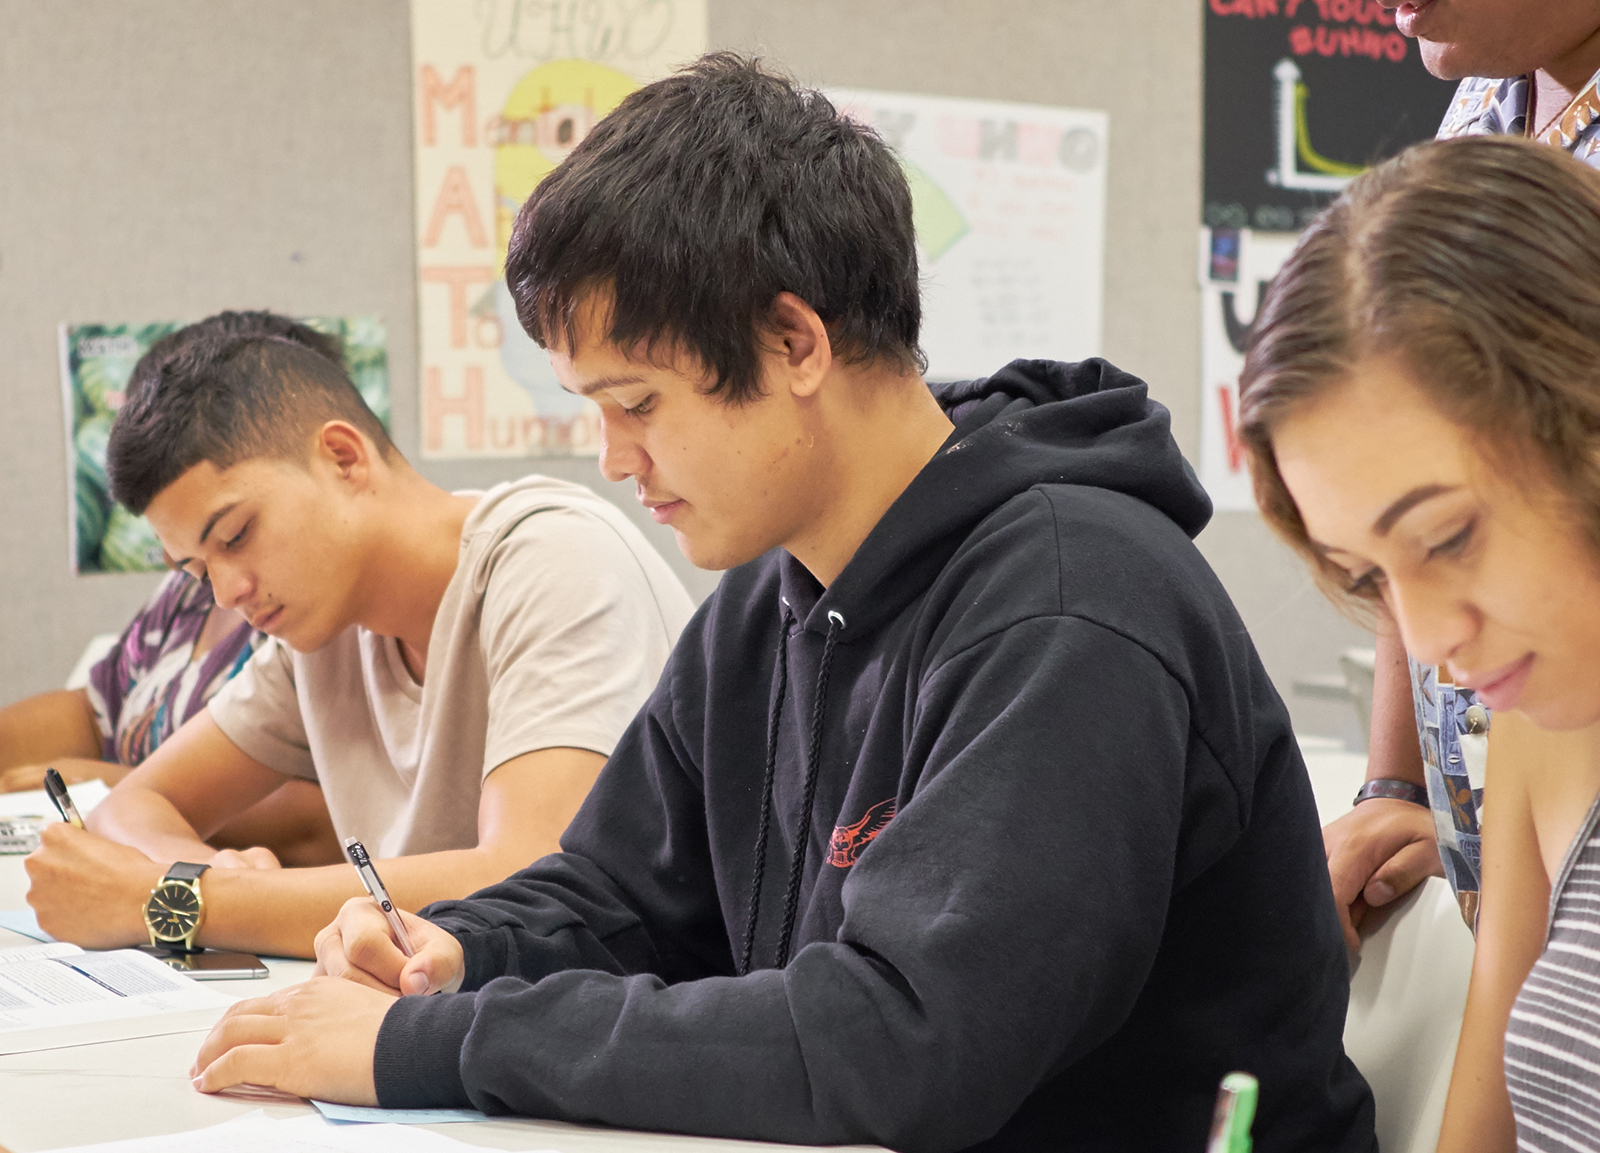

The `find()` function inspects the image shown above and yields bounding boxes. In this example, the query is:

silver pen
[342,836,415,957]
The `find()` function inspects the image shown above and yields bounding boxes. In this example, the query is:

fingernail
[1367,881,1396,906]
[191,1075,206,1092]
[405,972,429,996]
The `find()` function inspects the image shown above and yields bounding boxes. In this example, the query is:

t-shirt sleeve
[478,506,677,775]
[205,636,317,780]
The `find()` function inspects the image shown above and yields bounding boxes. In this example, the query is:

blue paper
[0,909,52,942]
[311,1100,488,1124]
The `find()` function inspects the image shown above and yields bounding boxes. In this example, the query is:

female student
[1329,0,1600,945]
[1238,134,1600,1151]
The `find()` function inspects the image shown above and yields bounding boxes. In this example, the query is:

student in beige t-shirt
[25,313,693,958]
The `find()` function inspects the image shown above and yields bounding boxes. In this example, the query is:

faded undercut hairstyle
[504,52,926,404]
[107,311,395,515]
[1238,135,1600,610]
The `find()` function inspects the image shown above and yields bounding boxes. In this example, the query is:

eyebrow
[199,502,241,546]
[570,374,648,397]
[1373,484,1458,536]
[168,501,242,570]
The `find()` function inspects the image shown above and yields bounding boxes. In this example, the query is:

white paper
[0,908,52,942]
[312,1099,488,1124]
[48,1111,490,1152]
[0,941,234,1054]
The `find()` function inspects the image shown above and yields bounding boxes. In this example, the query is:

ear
[764,292,833,399]
[313,421,374,488]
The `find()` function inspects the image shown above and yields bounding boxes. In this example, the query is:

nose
[597,409,648,484]
[207,561,254,613]
[1387,577,1480,672]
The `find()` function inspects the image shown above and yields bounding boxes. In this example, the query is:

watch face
[146,881,201,942]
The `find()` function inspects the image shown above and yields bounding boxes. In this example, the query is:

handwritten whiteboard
[830,88,1107,380]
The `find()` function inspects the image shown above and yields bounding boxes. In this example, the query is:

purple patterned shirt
[86,571,260,765]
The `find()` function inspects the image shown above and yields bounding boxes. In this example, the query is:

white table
[0,749,1371,1152]
[0,856,880,1153]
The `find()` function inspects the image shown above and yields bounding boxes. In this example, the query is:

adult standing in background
[1325,0,1600,944]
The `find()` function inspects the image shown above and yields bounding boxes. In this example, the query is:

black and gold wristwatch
[144,862,210,952]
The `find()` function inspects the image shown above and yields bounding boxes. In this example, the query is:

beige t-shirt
[206,475,696,858]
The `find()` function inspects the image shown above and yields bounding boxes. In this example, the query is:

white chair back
[63,633,119,691]
[1343,876,1476,1153]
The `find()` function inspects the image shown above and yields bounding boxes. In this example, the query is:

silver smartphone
[136,945,268,980]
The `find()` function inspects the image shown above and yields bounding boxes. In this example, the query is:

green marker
[1206,1072,1258,1153]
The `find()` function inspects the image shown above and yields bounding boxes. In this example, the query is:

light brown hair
[1239,135,1600,610]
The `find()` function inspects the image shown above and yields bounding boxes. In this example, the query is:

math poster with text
[1200,0,1454,510]
[412,0,706,460]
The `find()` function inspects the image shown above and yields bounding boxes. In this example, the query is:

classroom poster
[61,318,391,575]
[1196,229,1297,512]
[411,0,707,460]
[829,89,1108,379]
[1199,0,1455,509]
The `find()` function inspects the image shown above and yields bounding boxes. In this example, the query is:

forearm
[1436,999,1517,1152]
[1,755,126,794]
[45,756,128,784]
[1437,726,1544,1152]
[1436,921,1523,1153]
[87,784,218,864]
[0,689,102,770]
[200,845,538,958]
[1367,627,1424,787]
[423,852,688,988]
[377,937,1030,1149]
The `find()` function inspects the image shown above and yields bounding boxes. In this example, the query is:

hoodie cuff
[373,992,476,1109]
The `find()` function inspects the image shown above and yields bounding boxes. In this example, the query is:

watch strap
[164,861,211,882]
[1353,779,1431,808]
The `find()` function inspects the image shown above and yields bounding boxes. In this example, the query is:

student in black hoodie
[191,54,1376,1152]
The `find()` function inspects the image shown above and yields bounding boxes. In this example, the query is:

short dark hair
[107,311,395,514]
[505,52,925,404]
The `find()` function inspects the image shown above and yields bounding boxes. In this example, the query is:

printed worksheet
[0,941,234,1054]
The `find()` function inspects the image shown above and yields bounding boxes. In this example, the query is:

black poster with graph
[1203,0,1457,232]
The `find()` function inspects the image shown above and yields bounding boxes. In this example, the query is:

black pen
[43,768,85,829]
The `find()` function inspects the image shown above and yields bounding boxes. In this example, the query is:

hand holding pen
[342,836,414,957]
[316,846,466,996]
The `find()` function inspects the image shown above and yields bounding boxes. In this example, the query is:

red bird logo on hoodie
[827,797,898,868]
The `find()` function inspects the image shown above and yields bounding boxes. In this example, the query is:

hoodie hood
[783,358,1212,638]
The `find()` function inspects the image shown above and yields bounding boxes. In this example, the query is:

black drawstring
[738,603,792,976]
[738,605,846,975]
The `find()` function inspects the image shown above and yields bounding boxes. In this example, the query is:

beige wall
[0,0,1371,742]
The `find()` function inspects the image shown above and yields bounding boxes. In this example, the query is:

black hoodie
[375,359,1376,1152]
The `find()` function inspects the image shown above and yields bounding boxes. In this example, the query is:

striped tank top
[1506,790,1600,1149]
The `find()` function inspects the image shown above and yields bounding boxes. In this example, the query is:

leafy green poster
[60,317,391,575]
